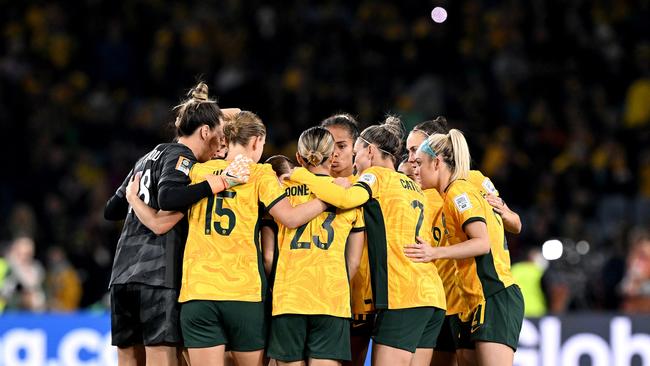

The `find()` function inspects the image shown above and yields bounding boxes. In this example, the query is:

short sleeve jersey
[442,179,515,317]
[356,166,446,310]
[109,143,194,289]
[468,170,499,197]
[179,161,286,303]
[272,175,364,318]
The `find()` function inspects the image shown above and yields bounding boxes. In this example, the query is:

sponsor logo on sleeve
[482,178,497,195]
[453,193,472,213]
[175,156,193,176]
[358,173,377,187]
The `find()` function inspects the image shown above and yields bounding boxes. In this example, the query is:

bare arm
[345,231,365,280]
[126,173,184,235]
[268,197,328,229]
[404,221,490,262]
[485,193,521,234]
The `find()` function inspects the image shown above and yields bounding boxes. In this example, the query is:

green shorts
[267,314,351,362]
[372,307,445,353]
[433,315,457,353]
[451,285,525,351]
[470,285,524,351]
[180,300,268,351]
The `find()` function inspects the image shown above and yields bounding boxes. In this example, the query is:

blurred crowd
[0,0,649,313]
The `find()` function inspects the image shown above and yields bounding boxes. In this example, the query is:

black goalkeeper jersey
[109,143,196,289]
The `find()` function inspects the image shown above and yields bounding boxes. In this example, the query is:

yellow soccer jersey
[441,179,515,318]
[179,161,286,303]
[356,167,446,310]
[468,170,499,197]
[272,175,364,318]
[345,174,374,315]
[425,189,468,316]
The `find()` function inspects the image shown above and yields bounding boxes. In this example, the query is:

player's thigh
[474,342,513,366]
[231,349,265,366]
[187,345,226,366]
[371,343,413,366]
[144,345,177,366]
[116,345,145,366]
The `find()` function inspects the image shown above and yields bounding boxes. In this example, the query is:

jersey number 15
[204,191,237,236]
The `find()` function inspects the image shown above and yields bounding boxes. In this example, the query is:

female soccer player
[287,117,447,366]
[320,114,373,366]
[406,129,525,366]
[405,118,522,366]
[267,126,365,366]
[178,111,329,366]
[320,113,359,179]
[104,82,238,366]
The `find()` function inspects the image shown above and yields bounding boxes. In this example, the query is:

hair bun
[307,150,323,166]
[383,115,405,140]
[191,82,209,101]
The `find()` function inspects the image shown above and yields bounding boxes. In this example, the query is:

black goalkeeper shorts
[110,283,182,347]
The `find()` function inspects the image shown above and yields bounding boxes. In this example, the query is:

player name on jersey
[285,184,310,197]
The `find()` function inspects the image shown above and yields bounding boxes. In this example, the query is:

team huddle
[105,82,525,366]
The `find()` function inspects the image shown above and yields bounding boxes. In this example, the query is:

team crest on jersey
[358,173,376,187]
[453,193,472,213]
[482,178,497,195]
[175,156,193,176]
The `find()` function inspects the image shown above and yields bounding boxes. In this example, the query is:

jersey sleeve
[158,149,194,189]
[352,168,380,199]
[468,170,499,197]
[290,167,369,209]
[350,208,365,232]
[157,154,212,212]
[258,165,288,211]
[104,170,133,221]
[449,185,487,232]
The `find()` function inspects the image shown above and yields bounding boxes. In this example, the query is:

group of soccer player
[105,82,525,366]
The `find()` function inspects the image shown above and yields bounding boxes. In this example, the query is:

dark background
[0,0,648,311]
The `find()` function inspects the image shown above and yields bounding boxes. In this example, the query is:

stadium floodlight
[576,240,590,255]
[431,7,448,23]
[542,239,563,260]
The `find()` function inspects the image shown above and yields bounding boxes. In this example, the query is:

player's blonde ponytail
[420,128,471,182]
[448,129,470,181]
[297,127,335,167]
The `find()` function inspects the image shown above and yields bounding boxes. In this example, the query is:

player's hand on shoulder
[485,193,507,215]
[205,154,253,193]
